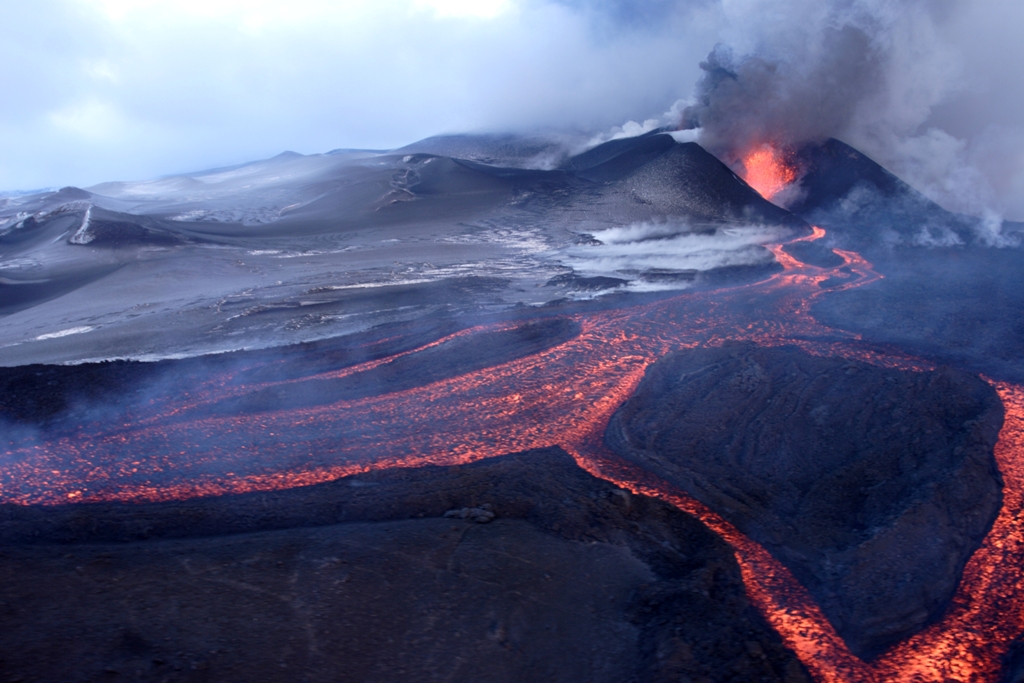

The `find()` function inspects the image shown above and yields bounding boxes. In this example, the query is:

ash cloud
[680,29,883,166]
[2,0,1020,223]
[669,0,1024,223]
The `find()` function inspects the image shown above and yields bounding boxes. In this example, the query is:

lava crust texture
[0,448,808,683]
[605,342,1005,659]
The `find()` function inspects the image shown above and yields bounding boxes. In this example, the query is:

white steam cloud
[554,220,787,292]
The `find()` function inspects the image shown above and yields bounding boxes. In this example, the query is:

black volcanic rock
[561,130,676,179]
[790,138,910,216]
[605,342,1004,658]
[545,272,629,291]
[1001,641,1024,683]
[205,317,581,415]
[788,139,1024,385]
[71,206,194,248]
[0,448,809,683]
[785,139,1024,383]
[564,134,807,230]
[809,245,1024,385]
[789,138,980,250]
[781,240,845,268]
[0,316,573,428]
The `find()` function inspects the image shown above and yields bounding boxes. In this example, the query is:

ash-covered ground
[0,132,800,367]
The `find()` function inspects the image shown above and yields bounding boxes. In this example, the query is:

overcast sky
[3,0,1023,219]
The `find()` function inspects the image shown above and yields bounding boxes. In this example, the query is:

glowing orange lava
[2,224,1023,681]
[743,143,798,201]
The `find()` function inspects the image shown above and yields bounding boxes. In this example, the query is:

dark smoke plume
[669,0,1013,223]
[680,28,883,167]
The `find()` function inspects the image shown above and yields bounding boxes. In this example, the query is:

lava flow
[2,224,1024,682]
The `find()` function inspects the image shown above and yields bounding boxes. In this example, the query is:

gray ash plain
[0,132,802,368]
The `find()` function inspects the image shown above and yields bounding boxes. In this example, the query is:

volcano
[788,138,1006,250]
[3,132,1024,682]
[0,132,806,367]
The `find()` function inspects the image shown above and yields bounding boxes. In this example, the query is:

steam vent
[606,342,1005,658]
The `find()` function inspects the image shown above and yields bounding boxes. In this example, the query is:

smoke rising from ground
[555,220,787,292]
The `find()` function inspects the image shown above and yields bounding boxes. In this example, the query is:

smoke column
[662,0,1021,222]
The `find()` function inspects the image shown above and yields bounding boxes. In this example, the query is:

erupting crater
[742,144,799,201]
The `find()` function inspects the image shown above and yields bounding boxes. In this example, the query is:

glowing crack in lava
[743,143,798,201]
[3,225,1024,682]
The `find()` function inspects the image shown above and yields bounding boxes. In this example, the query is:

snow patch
[0,212,31,235]
[34,326,96,341]
[68,206,94,244]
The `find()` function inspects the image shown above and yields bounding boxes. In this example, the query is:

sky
[2,0,1023,220]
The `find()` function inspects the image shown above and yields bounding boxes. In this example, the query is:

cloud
[1,0,1021,223]
[414,0,513,18]
[0,0,718,190]
[546,0,713,31]
[673,0,1024,220]
[554,220,787,292]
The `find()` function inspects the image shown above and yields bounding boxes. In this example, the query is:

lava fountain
[2,224,1024,682]
[742,143,798,201]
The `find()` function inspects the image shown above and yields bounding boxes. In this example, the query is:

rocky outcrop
[606,342,1004,658]
[0,448,809,683]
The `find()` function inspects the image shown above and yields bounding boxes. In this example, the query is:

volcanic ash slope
[605,342,1004,658]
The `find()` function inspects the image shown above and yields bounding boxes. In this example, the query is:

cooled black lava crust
[606,341,1004,658]
[0,448,809,683]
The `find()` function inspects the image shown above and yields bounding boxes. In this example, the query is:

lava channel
[2,226,1023,682]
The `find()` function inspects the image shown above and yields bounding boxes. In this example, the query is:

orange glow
[743,143,798,200]
[4,225,1024,681]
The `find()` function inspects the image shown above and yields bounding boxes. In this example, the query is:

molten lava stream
[679,382,1024,683]
[2,225,1023,680]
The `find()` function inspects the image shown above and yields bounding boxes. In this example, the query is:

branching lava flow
[2,225,1023,682]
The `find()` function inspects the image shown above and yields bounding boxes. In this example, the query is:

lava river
[2,225,1024,682]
